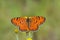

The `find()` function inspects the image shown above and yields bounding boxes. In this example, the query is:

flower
[14,29,19,33]
[27,38,32,40]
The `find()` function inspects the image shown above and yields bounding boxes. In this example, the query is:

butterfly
[11,16,46,31]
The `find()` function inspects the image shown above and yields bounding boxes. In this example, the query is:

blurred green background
[0,0,60,40]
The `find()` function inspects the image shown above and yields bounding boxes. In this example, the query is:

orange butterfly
[11,16,45,31]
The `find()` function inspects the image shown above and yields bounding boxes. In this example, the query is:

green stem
[26,31,33,39]
[16,34,19,40]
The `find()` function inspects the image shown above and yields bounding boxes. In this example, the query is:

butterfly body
[11,16,45,31]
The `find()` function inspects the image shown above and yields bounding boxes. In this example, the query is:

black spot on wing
[37,16,40,19]
[16,17,20,20]
[16,17,19,20]
[19,20,24,24]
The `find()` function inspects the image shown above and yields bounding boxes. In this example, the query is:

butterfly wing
[29,16,45,31]
[11,17,29,31]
